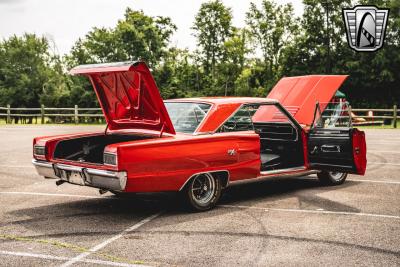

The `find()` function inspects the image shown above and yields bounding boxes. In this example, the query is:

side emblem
[343,5,389,52]
[227,149,237,156]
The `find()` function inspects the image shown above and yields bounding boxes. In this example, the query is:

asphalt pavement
[0,125,399,266]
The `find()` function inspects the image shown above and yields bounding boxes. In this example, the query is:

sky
[0,0,304,55]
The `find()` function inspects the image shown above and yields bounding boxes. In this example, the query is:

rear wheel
[184,173,222,211]
[317,171,347,185]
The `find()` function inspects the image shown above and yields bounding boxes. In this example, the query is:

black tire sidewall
[186,174,222,211]
[317,171,348,185]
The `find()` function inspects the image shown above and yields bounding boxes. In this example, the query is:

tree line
[0,0,399,110]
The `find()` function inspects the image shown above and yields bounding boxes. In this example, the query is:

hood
[70,61,175,135]
[266,75,348,126]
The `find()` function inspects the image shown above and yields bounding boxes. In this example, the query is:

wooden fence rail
[352,105,398,128]
[0,104,398,128]
[0,105,104,124]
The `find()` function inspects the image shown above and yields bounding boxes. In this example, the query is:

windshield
[164,102,212,133]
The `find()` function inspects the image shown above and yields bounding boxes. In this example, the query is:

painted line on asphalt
[0,250,143,267]
[0,191,106,199]
[368,162,400,166]
[59,212,162,267]
[348,179,400,185]
[300,177,400,185]
[0,165,33,168]
[220,205,400,220]
[368,150,400,154]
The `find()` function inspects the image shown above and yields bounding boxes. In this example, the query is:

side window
[218,105,257,132]
[313,101,351,129]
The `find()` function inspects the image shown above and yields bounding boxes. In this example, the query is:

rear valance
[70,61,175,135]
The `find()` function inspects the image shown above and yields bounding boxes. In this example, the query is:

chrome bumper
[32,159,127,191]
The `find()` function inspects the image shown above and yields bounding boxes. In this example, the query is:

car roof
[164,97,280,133]
[164,97,278,105]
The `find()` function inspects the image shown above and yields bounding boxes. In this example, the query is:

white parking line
[0,165,33,168]
[348,179,400,185]
[300,177,400,185]
[0,250,145,266]
[220,205,400,220]
[368,162,400,166]
[368,150,400,154]
[60,212,162,267]
[0,191,106,199]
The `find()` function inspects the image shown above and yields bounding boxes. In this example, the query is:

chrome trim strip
[259,166,306,175]
[178,170,230,191]
[228,170,320,186]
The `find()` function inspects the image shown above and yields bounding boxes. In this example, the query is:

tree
[220,28,250,95]
[68,8,177,67]
[65,8,177,106]
[192,0,233,80]
[0,34,61,109]
[246,0,298,81]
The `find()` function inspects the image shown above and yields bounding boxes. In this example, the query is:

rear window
[164,102,212,134]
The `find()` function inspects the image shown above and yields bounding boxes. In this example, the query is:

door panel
[308,128,366,174]
[352,128,367,175]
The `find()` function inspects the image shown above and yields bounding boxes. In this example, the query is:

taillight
[103,152,117,166]
[33,145,46,157]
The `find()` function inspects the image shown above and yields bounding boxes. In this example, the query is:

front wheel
[317,171,347,185]
[184,173,222,211]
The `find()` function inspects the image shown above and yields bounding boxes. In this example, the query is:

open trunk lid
[70,61,175,135]
[266,75,348,126]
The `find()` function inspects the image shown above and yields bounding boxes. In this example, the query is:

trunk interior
[53,134,154,164]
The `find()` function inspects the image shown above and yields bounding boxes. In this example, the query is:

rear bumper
[32,159,127,191]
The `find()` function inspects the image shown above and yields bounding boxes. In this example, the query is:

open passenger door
[307,102,366,175]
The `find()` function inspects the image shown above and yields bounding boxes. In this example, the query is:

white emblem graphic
[343,6,389,52]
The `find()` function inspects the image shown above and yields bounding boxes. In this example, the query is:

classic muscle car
[32,61,367,211]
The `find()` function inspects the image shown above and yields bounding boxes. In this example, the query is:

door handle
[321,145,341,153]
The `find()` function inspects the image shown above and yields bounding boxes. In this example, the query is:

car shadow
[2,176,362,242]
[220,177,361,212]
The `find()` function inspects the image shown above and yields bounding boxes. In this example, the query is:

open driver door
[307,102,367,175]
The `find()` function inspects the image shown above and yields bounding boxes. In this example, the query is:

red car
[32,61,367,211]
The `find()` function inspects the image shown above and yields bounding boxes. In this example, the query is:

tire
[184,173,222,211]
[317,171,348,185]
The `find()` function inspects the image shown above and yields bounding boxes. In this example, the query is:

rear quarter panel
[116,132,260,192]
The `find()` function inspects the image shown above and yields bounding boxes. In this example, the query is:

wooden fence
[0,105,104,124]
[0,104,398,128]
[352,105,398,128]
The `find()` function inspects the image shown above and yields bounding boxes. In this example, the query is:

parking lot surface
[0,125,399,266]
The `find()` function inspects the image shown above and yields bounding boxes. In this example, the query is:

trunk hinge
[104,124,109,135]
[159,122,166,138]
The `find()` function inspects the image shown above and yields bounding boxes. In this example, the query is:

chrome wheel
[317,171,348,185]
[328,171,345,181]
[191,173,216,206]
